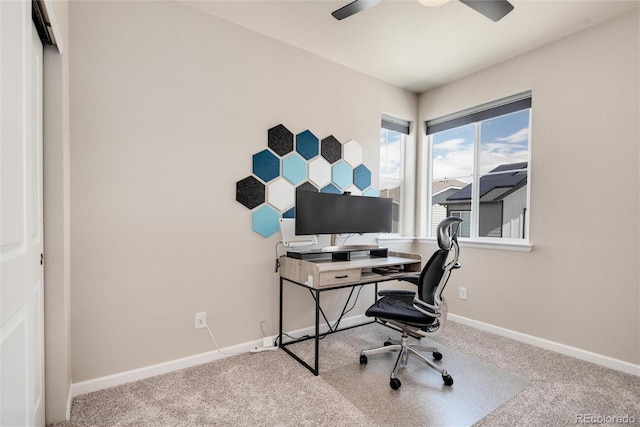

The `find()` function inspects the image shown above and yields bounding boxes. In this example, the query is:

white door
[1,0,45,425]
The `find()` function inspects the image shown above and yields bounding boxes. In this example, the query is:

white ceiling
[183,0,639,93]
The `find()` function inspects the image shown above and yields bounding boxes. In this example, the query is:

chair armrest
[378,289,415,304]
[396,273,420,286]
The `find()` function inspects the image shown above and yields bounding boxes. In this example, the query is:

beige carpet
[53,322,530,426]
[287,322,529,426]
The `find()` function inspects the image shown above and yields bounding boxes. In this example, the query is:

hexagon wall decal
[268,124,294,156]
[252,205,280,237]
[343,140,363,167]
[253,149,280,182]
[321,135,342,164]
[363,188,380,197]
[332,160,353,190]
[321,183,341,194]
[267,178,294,211]
[236,176,265,209]
[345,186,363,196]
[353,164,372,190]
[239,124,380,238]
[296,130,319,160]
[296,181,318,193]
[308,157,332,189]
[282,153,307,185]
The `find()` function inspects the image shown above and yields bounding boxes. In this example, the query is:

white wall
[69,1,417,383]
[417,10,639,365]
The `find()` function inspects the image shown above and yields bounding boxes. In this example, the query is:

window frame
[379,115,410,236]
[422,93,533,251]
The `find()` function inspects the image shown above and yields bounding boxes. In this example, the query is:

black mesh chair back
[417,249,449,306]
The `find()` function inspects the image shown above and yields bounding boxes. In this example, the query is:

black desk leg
[279,277,283,347]
[314,289,320,375]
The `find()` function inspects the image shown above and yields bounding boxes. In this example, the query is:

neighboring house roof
[445,162,527,204]
[433,188,461,205]
[432,179,466,196]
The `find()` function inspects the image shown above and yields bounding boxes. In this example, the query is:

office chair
[359,217,463,390]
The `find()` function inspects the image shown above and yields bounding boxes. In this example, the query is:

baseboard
[71,337,264,397]
[71,313,638,397]
[71,314,369,397]
[66,385,72,420]
[448,314,640,376]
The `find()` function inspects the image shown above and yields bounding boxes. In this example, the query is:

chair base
[360,332,454,389]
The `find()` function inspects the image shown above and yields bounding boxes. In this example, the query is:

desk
[278,250,421,375]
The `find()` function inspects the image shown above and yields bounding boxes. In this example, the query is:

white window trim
[423,94,532,247]
[377,236,415,245]
[376,235,533,252]
[417,237,533,252]
[380,122,408,237]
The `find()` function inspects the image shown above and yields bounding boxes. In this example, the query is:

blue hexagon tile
[252,205,280,237]
[253,149,280,183]
[296,130,319,160]
[332,160,353,190]
[321,183,341,194]
[353,164,371,190]
[282,153,307,185]
[363,188,380,197]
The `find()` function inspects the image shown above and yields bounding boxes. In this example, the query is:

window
[380,115,409,234]
[425,92,531,241]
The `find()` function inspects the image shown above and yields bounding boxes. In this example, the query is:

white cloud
[496,127,529,144]
[434,137,467,151]
[433,146,473,181]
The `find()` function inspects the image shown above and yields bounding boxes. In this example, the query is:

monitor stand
[286,245,388,261]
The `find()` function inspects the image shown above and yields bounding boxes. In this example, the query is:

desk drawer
[318,269,362,287]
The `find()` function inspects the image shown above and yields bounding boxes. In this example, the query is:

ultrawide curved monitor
[295,191,392,236]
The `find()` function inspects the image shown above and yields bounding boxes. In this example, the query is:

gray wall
[417,10,639,365]
[68,0,418,382]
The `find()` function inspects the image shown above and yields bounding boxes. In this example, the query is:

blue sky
[432,109,530,182]
[380,128,403,179]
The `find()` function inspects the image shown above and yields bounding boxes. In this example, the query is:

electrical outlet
[263,336,273,348]
[459,287,468,300]
[195,312,207,329]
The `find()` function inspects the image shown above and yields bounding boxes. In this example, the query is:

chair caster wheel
[390,378,401,390]
[359,354,368,365]
[433,351,442,360]
[443,374,454,386]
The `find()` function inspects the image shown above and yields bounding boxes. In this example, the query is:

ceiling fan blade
[459,0,514,22]
[331,0,384,20]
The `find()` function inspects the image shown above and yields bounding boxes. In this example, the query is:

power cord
[274,241,284,273]
[202,321,242,355]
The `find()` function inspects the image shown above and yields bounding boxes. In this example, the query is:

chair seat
[365,296,436,327]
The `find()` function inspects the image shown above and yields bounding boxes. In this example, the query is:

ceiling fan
[332,0,514,22]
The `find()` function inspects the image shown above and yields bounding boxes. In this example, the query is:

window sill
[416,237,533,252]
[377,235,416,245]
